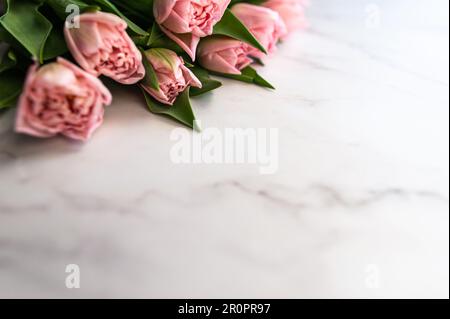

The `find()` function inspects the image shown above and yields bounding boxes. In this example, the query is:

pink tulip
[141,48,202,105]
[263,0,309,33]
[153,0,231,60]
[198,37,253,74]
[64,12,145,85]
[15,58,112,141]
[231,3,287,59]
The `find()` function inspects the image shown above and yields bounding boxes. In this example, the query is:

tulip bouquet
[0,0,308,141]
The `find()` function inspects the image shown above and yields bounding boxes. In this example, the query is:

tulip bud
[198,37,253,74]
[64,12,145,85]
[141,48,202,105]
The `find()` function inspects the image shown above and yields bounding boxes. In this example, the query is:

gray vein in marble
[0,203,50,215]
[211,180,448,213]
[53,189,190,216]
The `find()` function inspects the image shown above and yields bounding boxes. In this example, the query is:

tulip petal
[181,65,202,88]
[57,58,112,105]
[15,64,55,138]
[161,0,192,34]
[197,37,252,75]
[64,20,99,76]
[160,25,200,61]
[153,0,179,24]
[78,12,127,28]
[142,85,173,106]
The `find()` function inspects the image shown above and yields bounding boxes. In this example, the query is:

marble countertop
[0,0,448,298]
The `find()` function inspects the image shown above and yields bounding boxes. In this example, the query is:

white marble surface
[0,0,448,298]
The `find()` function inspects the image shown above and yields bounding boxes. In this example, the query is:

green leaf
[92,0,149,36]
[145,23,184,53]
[213,9,267,55]
[147,22,164,47]
[142,87,199,130]
[0,47,16,73]
[0,0,53,63]
[42,22,68,60]
[109,0,154,21]
[0,69,23,109]
[0,24,30,58]
[133,23,184,54]
[244,66,274,89]
[230,0,267,5]
[189,66,222,97]
[252,57,265,66]
[211,66,274,89]
[139,47,159,90]
[45,0,100,20]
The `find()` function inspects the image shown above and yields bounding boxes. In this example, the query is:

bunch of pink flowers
[0,0,308,141]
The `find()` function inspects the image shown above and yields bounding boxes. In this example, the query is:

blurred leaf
[0,24,30,59]
[230,0,267,5]
[42,22,68,60]
[0,46,16,73]
[45,0,100,20]
[0,68,23,109]
[110,0,154,21]
[92,0,148,36]
[0,0,53,63]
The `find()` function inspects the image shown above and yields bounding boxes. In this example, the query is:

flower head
[198,37,253,74]
[64,12,145,84]
[15,58,112,141]
[154,0,231,60]
[141,48,202,105]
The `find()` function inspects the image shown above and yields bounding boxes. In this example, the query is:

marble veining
[0,0,448,298]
